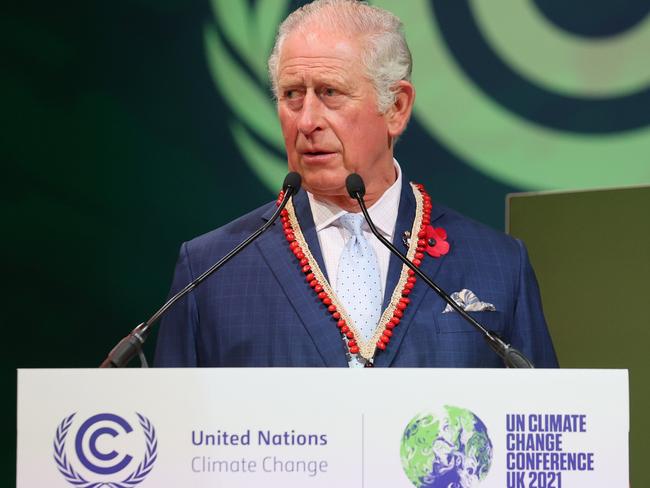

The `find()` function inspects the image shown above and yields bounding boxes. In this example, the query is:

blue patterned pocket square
[442,289,496,313]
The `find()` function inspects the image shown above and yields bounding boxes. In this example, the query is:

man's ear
[385,80,415,138]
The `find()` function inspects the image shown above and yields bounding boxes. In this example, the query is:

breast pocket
[434,310,506,335]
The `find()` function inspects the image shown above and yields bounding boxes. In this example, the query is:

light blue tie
[336,213,382,363]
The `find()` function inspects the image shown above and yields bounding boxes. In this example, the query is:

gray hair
[267,0,412,113]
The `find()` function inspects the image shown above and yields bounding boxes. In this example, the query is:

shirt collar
[308,160,403,240]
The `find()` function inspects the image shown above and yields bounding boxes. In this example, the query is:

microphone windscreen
[346,173,366,198]
[282,172,302,192]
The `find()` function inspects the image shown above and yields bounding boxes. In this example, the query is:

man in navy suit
[154,0,557,368]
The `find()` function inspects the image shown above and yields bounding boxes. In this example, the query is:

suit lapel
[256,190,347,367]
[374,178,447,367]
[381,177,416,311]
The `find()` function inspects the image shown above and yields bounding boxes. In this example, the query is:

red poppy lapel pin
[403,226,450,258]
[423,225,450,258]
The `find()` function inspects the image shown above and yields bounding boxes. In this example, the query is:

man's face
[276,27,395,200]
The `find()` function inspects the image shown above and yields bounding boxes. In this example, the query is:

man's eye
[324,88,338,97]
[283,89,304,100]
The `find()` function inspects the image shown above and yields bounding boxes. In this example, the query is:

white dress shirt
[307,161,403,298]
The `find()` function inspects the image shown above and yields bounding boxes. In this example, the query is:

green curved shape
[470,0,650,97]
[254,0,290,64]
[205,1,290,193]
[203,23,284,152]
[209,0,289,84]
[374,0,650,190]
[231,121,286,191]
[210,0,265,80]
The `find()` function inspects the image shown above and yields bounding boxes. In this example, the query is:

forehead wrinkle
[280,55,350,72]
[279,60,351,86]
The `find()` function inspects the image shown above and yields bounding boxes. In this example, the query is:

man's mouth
[301,151,336,162]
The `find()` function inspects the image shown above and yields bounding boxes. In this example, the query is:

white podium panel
[17,368,628,488]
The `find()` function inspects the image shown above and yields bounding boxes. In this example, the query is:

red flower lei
[277,183,449,365]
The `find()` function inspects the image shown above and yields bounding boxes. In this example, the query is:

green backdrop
[4,1,649,485]
[508,185,650,487]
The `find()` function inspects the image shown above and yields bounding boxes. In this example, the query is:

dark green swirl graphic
[207,0,650,191]
[432,0,650,133]
[533,0,650,38]
[378,0,650,189]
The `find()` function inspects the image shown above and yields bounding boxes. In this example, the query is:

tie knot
[339,213,365,238]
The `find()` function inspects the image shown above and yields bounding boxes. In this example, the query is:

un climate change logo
[53,413,157,488]
[205,1,649,192]
[401,406,493,488]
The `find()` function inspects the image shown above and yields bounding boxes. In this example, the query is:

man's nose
[297,91,324,135]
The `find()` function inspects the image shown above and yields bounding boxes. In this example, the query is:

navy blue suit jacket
[154,178,558,367]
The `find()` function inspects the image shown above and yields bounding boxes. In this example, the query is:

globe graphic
[401,406,493,488]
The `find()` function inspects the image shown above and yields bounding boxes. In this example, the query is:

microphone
[99,172,302,368]
[345,173,534,368]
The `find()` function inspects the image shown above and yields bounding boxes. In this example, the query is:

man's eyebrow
[277,75,305,87]
[317,75,348,87]
[278,78,303,86]
[281,78,351,93]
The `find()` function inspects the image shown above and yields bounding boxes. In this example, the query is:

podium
[17,368,628,487]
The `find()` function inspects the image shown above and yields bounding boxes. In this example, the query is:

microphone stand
[347,175,534,368]
[99,175,301,368]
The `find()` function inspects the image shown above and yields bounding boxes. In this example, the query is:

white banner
[17,368,628,488]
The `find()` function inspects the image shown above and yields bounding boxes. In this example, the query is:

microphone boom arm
[351,189,534,369]
[99,177,301,368]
